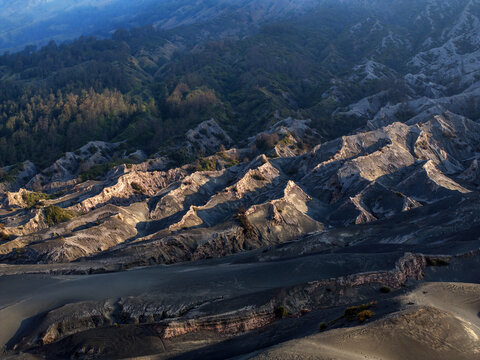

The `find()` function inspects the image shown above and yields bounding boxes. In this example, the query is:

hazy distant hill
[0,0,317,53]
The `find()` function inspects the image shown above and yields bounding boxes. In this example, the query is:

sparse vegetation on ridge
[44,206,76,226]
[22,192,51,209]
[344,301,377,323]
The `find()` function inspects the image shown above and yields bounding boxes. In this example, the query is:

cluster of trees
[0,89,140,166]
[165,83,220,118]
[0,37,130,75]
[0,3,442,169]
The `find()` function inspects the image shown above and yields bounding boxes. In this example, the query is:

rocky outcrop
[158,311,275,339]
[0,204,147,263]
[2,112,480,266]
[26,141,121,191]
[71,168,186,213]
[186,119,233,153]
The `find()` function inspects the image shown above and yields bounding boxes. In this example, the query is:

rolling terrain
[1,0,480,359]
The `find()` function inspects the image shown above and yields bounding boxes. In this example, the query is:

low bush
[426,258,450,266]
[22,192,51,208]
[357,310,375,323]
[131,181,145,194]
[79,159,137,182]
[275,306,288,319]
[196,157,217,171]
[380,286,391,293]
[344,301,377,322]
[78,163,111,181]
[256,133,279,151]
[44,206,76,226]
[319,322,328,331]
[0,231,10,241]
[252,173,266,181]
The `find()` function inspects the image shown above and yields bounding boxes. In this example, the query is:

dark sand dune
[249,283,480,360]
[0,250,403,350]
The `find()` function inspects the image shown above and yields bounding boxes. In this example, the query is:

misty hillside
[0,0,318,53]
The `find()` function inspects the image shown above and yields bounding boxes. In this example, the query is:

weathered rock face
[1,113,480,266]
[0,204,147,263]
[26,141,122,191]
[71,167,186,214]
[186,118,233,153]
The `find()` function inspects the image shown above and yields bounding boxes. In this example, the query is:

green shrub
[52,189,67,198]
[275,306,288,319]
[22,192,51,208]
[278,134,295,146]
[319,322,328,331]
[380,286,391,293]
[44,206,76,226]
[225,159,240,168]
[256,133,279,151]
[79,159,137,182]
[196,157,217,171]
[79,163,111,181]
[0,169,17,183]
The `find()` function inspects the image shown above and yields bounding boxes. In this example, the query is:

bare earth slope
[250,282,480,360]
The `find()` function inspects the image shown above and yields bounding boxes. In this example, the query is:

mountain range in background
[0,0,318,53]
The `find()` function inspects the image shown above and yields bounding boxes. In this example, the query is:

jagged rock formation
[1,112,480,266]
[186,118,233,153]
